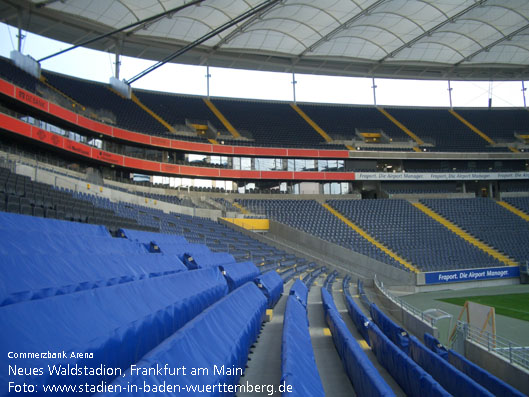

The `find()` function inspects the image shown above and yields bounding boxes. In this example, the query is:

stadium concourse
[1,0,529,394]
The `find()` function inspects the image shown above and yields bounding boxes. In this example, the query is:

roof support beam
[38,0,204,62]
[127,0,281,84]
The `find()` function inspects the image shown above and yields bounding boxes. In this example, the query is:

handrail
[455,321,529,371]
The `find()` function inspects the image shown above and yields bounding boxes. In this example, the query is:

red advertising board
[64,140,92,157]
[92,150,123,165]
[0,113,32,137]
[15,88,48,112]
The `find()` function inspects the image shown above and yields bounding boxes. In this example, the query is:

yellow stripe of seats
[322,203,420,273]
[291,103,333,143]
[203,98,241,138]
[412,202,518,267]
[448,109,495,145]
[497,201,529,222]
[377,107,424,145]
[130,92,176,133]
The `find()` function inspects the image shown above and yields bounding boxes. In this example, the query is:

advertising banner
[423,266,520,285]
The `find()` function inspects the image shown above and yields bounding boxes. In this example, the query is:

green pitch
[439,293,529,322]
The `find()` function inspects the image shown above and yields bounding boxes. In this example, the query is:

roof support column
[522,81,527,108]
[206,66,211,98]
[114,38,122,80]
[292,71,297,103]
[372,77,377,106]
[16,9,25,52]
[448,80,453,108]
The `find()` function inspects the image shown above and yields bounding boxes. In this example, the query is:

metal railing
[374,276,437,326]
[375,277,529,372]
[455,321,529,371]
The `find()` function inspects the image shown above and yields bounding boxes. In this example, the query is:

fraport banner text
[424,266,520,285]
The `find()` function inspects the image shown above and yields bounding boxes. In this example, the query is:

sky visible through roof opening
[1,22,528,108]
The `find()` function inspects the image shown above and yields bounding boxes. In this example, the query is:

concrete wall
[464,340,529,396]
[373,280,439,342]
[268,220,415,286]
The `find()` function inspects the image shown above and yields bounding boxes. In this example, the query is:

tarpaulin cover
[183,251,236,270]
[121,228,217,260]
[255,270,284,308]
[447,349,525,397]
[281,295,325,397]
[107,282,267,396]
[345,294,371,345]
[321,288,396,397]
[119,228,188,246]
[167,243,209,258]
[0,267,228,395]
[367,322,450,397]
[370,303,409,354]
[424,333,448,360]
[408,335,494,397]
[289,280,308,308]
[0,251,187,306]
[220,261,260,291]
[0,229,148,256]
[0,211,110,236]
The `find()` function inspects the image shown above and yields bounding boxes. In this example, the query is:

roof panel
[10,0,529,80]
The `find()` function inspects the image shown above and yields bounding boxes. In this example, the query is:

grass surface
[439,293,529,322]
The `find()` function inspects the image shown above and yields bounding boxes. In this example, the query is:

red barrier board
[64,140,92,157]
[0,113,32,137]
[16,88,48,112]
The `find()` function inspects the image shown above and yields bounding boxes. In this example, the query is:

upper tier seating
[0,56,40,93]
[134,90,222,132]
[210,98,339,148]
[298,103,409,142]
[420,198,529,264]
[455,108,529,144]
[0,56,525,152]
[41,71,169,135]
[383,107,506,152]
[328,199,503,271]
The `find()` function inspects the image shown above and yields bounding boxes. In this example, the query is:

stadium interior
[0,1,529,396]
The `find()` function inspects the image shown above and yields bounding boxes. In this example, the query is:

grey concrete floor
[307,275,356,397]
